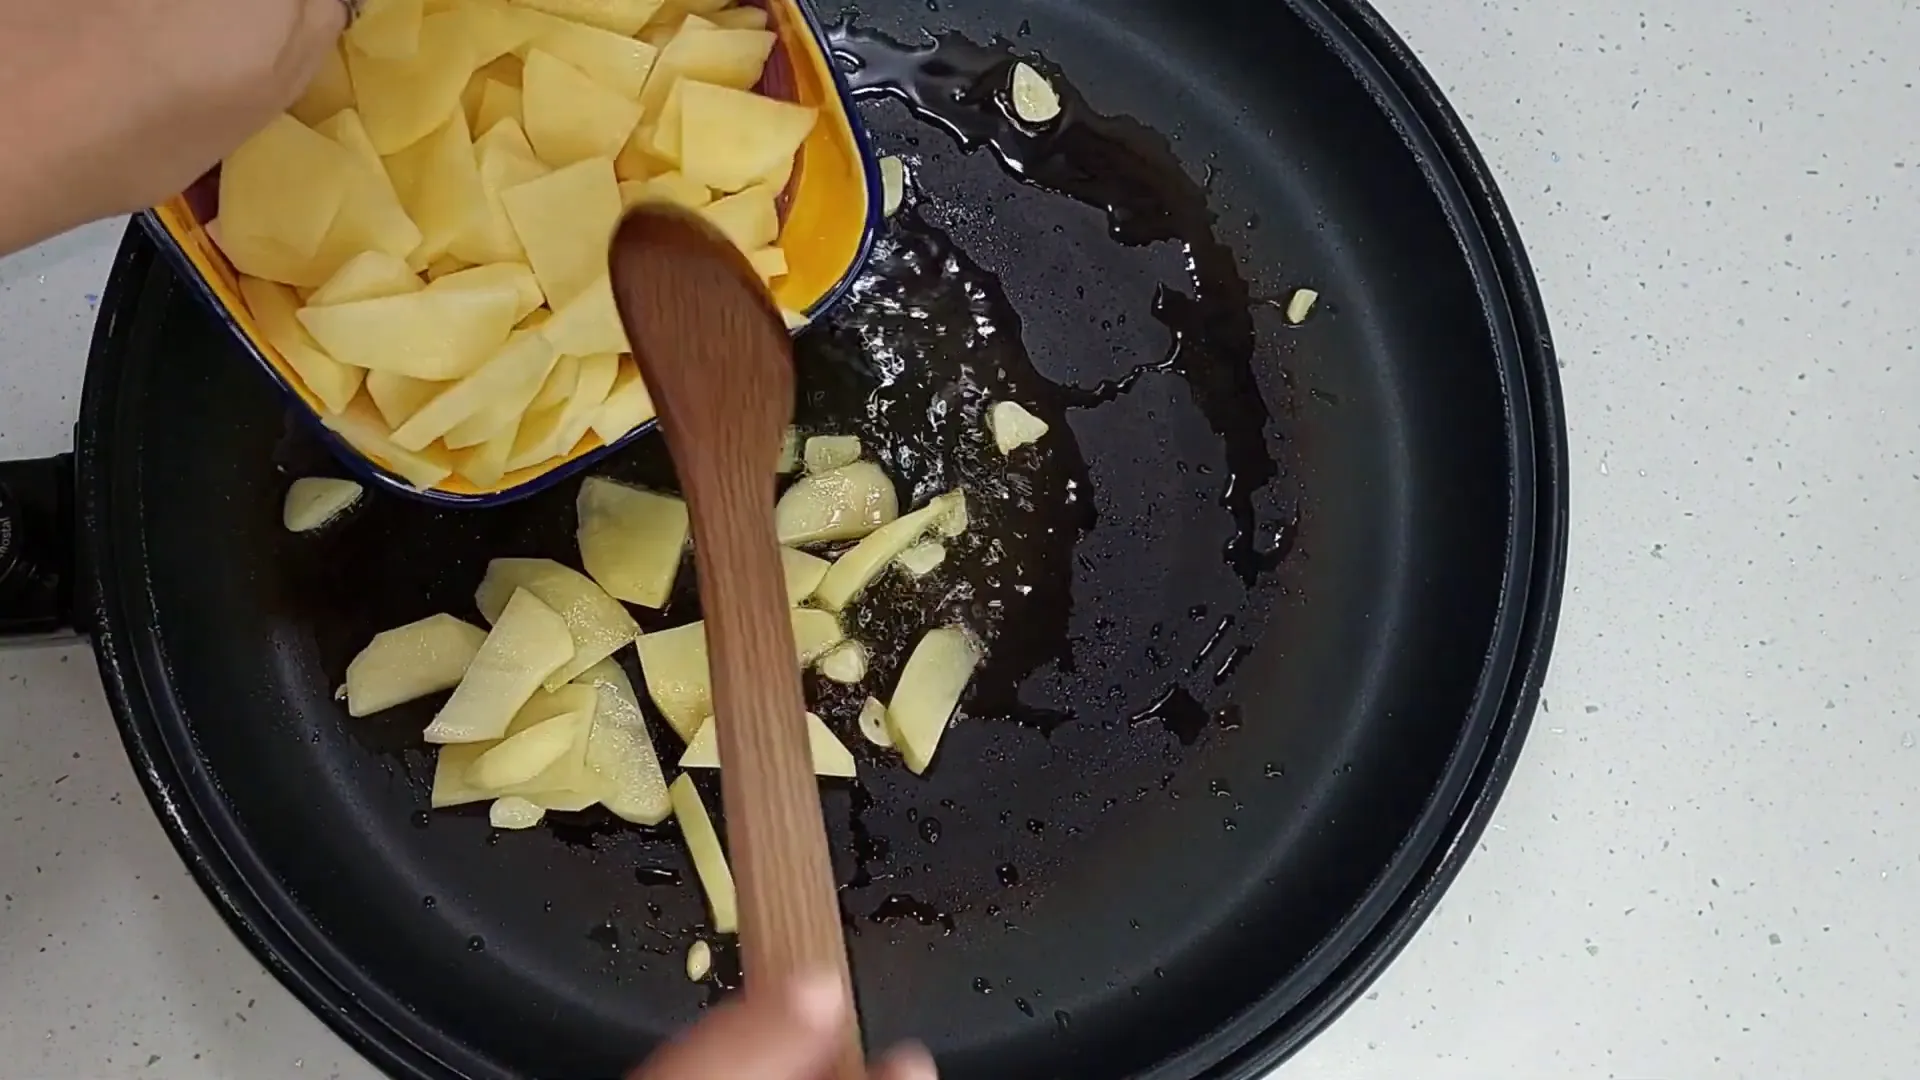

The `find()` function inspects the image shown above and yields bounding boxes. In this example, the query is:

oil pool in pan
[280,24,1307,1004]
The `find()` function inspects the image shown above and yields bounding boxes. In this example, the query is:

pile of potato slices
[215,0,819,489]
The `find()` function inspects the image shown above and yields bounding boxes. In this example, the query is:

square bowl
[145,0,880,507]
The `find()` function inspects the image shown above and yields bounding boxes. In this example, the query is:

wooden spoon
[608,205,863,1078]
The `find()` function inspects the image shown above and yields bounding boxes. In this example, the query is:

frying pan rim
[70,1,1568,1076]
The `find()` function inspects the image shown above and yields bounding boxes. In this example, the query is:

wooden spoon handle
[685,466,864,1079]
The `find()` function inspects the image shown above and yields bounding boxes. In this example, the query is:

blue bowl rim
[144,0,885,509]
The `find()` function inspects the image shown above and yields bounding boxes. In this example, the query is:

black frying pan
[0,0,1566,1076]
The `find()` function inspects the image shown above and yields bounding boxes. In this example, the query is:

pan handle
[0,454,79,644]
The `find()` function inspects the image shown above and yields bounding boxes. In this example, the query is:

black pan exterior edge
[34,0,1567,1077]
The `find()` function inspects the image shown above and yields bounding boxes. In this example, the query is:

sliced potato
[529,353,580,412]
[308,250,423,307]
[677,81,817,193]
[474,79,524,140]
[428,262,545,321]
[456,119,551,265]
[1285,287,1319,324]
[344,613,488,717]
[670,774,737,933]
[539,274,631,357]
[297,279,520,380]
[218,116,355,265]
[699,183,778,251]
[896,540,946,578]
[680,712,857,778]
[453,422,520,488]
[780,547,829,604]
[423,588,576,743]
[707,6,768,29]
[489,795,546,829]
[347,13,475,153]
[438,0,535,67]
[385,110,490,271]
[746,246,787,281]
[513,8,660,98]
[812,491,965,611]
[686,939,712,981]
[513,0,667,35]
[654,28,775,91]
[774,426,800,473]
[620,171,711,210]
[321,396,456,488]
[648,80,687,164]
[573,658,672,824]
[590,359,656,443]
[283,477,364,533]
[803,435,861,472]
[392,331,558,451]
[290,45,355,127]
[775,461,900,545]
[506,351,618,469]
[989,400,1050,454]
[502,156,623,309]
[469,710,585,790]
[348,0,425,59]
[476,557,641,688]
[310,111,428,277]
[577,478,689,608]
[235,276,366,415]
[442,334,559,448]
[935,493,970,539]
[496,684,600,799]
[430,740,494,807]
[885,626,982,774]
[636,609,844,740]
[522,49,645,168]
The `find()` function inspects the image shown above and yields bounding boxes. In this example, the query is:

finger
[873,1041,939,1080]
[277,0,349,101]
[628,972,847,1080]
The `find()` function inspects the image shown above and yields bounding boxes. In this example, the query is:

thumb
[629,973,847,1080]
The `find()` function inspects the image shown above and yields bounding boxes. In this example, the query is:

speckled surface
[2,2,1918,1076]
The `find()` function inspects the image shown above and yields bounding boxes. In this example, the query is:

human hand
[0,0,346,252]
[629,974,937,1080]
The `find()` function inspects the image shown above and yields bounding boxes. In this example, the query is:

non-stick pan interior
[98,1,1527,1077]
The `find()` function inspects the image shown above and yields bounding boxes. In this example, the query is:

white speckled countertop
[2,2,1917,1077]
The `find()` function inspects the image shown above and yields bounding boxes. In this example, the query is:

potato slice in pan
[775,462,900,546]
[679,712,856,778]
[885,627,983,774]
[345,613,488,717]
[636,609,844,740]
[780,547,829,604]
[576,478,689,609]
[669,775,737,933]
[812,491,966,612]
[476,557,640,688]
[423,588,575,744]
[573,658,672,825]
